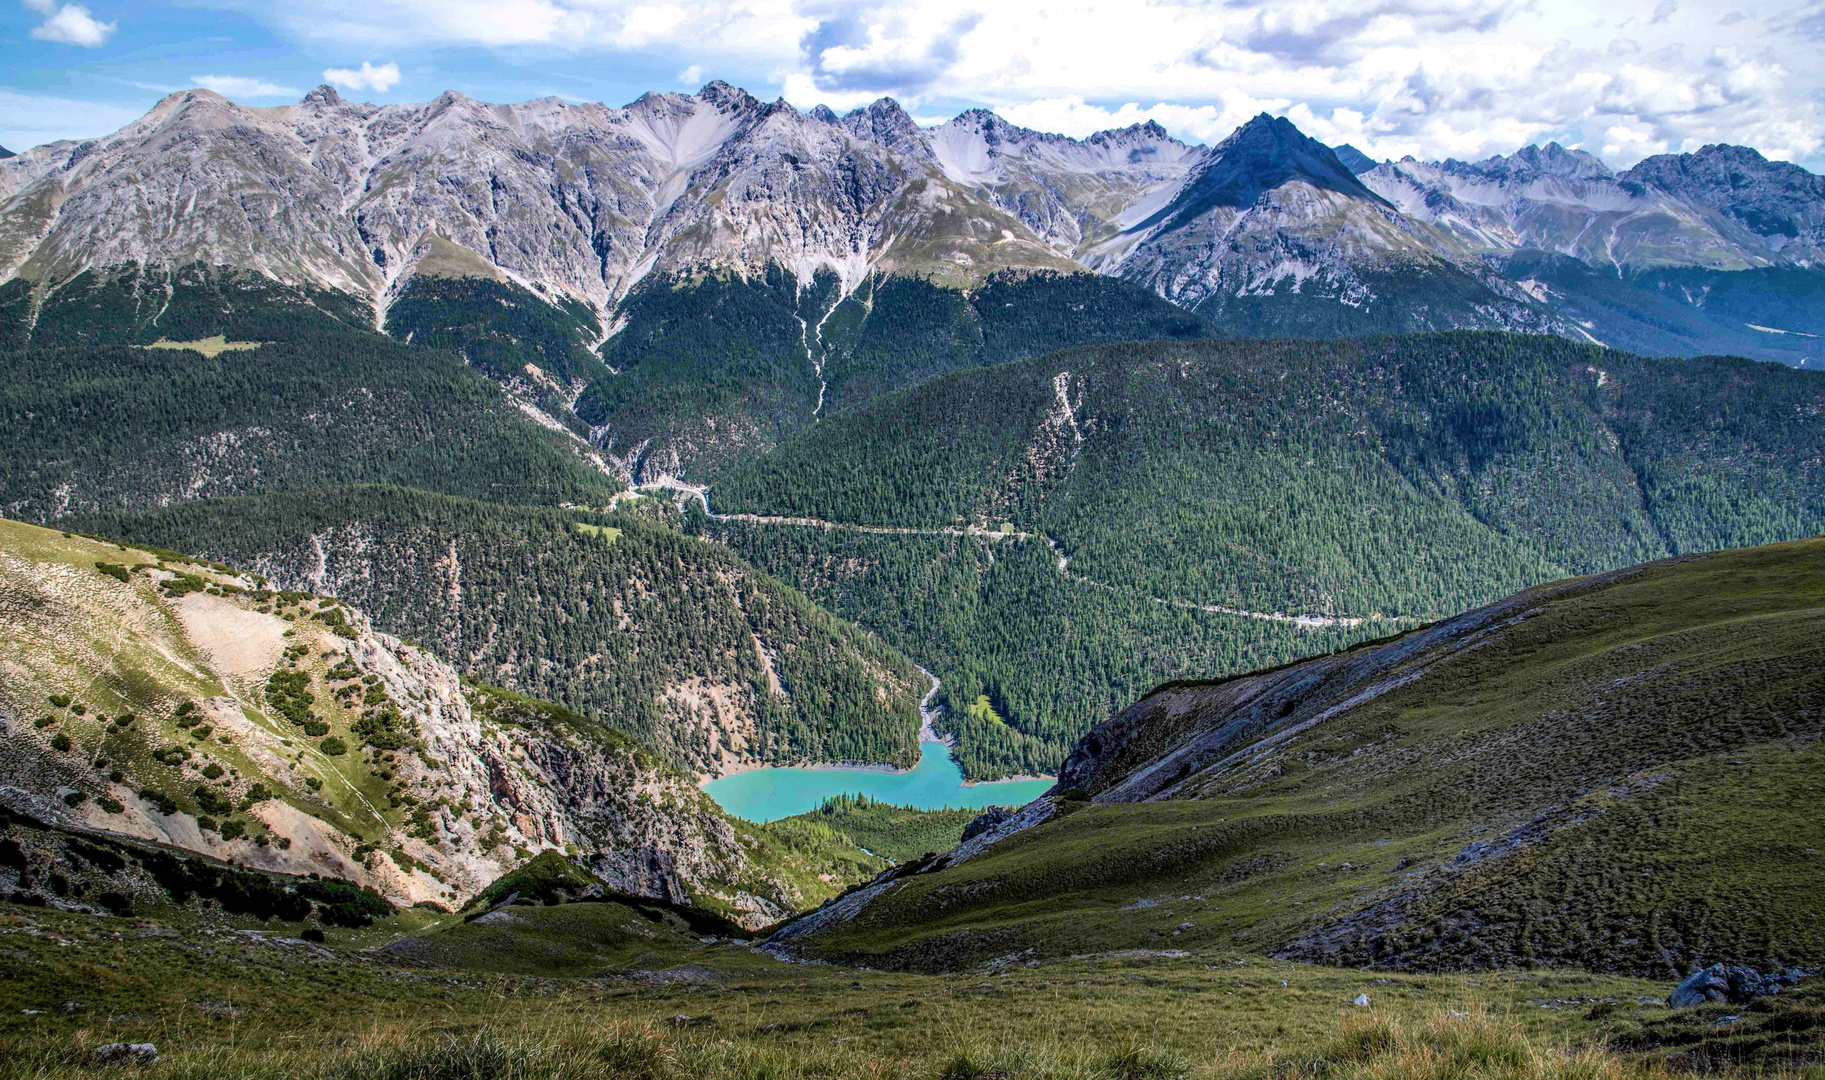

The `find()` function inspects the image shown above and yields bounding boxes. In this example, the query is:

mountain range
[1,83,1821,484]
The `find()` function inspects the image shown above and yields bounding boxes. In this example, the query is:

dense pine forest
[0,328,617,519]
[716,333,1825,618]
[703,519,1364,777]
[693,332,1825,775]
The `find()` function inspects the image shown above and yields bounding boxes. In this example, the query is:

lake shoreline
[698,668,1054,821]
[699,741,1056,787]
[701,740,1055,823]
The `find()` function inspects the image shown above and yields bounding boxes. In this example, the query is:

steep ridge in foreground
[772,538,1825,972]
[0,519,873,928]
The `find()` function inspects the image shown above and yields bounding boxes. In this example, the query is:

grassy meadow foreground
[4,897,1816,1080]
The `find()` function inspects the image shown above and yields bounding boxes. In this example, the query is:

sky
[2,0,1821,172]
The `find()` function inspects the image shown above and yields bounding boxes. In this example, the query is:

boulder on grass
[1668,964,1802,1008]
[92,1043,158,1066]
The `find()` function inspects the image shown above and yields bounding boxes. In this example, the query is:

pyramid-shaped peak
[302,84,344,108]
[1163,112,1382,221]
[1331,143,1379,175]
[808,104,839,124]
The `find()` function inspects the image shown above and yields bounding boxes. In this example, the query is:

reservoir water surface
[702,740,1053,823]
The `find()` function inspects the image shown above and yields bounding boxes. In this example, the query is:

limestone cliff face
[0,81,1075,320]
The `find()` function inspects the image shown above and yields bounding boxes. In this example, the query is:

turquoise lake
[701,740,1054,823]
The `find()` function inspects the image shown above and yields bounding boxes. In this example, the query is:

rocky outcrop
[1668,964,1809,1007]
[958,805,1016,843]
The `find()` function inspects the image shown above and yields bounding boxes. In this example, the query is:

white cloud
[187,0,1824,170]
[323,61,403,93]
[192,75,300,99]
[24,0,116,47]
[677,63,703,86]
[0,89,145,152]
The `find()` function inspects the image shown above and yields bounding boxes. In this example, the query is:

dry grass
[0,1006,1724,1080]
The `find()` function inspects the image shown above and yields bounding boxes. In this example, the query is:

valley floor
[2,901,1815,1080]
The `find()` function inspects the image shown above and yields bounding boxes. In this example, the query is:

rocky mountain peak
[302,84,344,108]
[1084,119,1180,150]
[808,104,839,124]
[1512,141,1612,178]
[1445,142,1613,184]
[1331,143,1378,174]
[837,96,929,159]
[1621,142,1825,251]
[1184,112,1382,213]
[0,144,13,160]
[697,79,759,114]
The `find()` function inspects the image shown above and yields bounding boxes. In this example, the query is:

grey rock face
[0,82,1070,322]
[1622,144,1825,261]
[1359,140,1822,273]
[1331,144,1378,175]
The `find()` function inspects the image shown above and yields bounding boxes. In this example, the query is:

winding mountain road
[637,478,1387,630]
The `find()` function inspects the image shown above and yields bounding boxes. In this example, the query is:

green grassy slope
[2,899,1716,1080]
[778,538,1825,977]
[708,332,1824,775]
[70,486,929,777]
